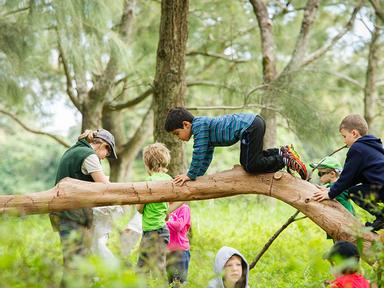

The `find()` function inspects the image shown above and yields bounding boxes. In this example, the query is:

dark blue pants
[166,250,190,284]
[240,115,285,173]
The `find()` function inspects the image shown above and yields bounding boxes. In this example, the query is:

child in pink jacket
[166,203,191,285]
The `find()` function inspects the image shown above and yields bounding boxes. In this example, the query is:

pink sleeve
[167,205,191,233]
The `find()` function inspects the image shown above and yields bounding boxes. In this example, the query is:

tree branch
[0,109,70,148]
[106,87,153,111]
[91,0,136,102]
[2,6,30,17]
[186,104,279,112]
[249,0,278,82]
[107,79,251,111]
[364,14,381,127]
[55,28,82,111]
[370,0,384,22]
[0,167,379,264]
[186,51,251,63]
[120,105,153,153]
[187,80,238,91]
[284,0,320,72]
[249,210,302,270]
[301,3,362,68]
[304,68,364,89]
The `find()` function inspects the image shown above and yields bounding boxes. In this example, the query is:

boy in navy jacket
[314,114,384,231]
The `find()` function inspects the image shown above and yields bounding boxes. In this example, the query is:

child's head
[223,255,245,287]
[164,107,194,141]
[324,241,360,276]
[339,115,368,147]
[310,156,342,184]
[143,142,170,174]
[214,246,249,288]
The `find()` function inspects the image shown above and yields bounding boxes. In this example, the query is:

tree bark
[364,15,381,131]
[0,166,379,262]
[107,108,153,182]
[249,0,278,148]
[153,0,189,177]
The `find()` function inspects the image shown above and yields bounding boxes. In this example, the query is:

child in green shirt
[136,143,172,279]
[310,156,355,240]
[310,156,355,215]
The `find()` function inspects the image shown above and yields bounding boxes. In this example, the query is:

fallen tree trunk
[0,166,379,260]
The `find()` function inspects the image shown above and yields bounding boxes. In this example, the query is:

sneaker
[280,144,300,161]
[281,145,308,180]
[365,217,384,232]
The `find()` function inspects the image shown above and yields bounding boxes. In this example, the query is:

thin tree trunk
[153,0,189,176]
[108,109,153,182]
[249,210,302,270]
[364,16,381,131]
[249,0,278,147]
[0,166,379,263]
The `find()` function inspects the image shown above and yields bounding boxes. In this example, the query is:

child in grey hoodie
[207,246,249,288]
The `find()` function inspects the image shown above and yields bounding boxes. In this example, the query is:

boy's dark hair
[339,114,368,136]
[324,241,360,274]
[164,107,194,132]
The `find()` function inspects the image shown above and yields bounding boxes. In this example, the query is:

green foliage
[0,127,65,195]
[0,199,379,287]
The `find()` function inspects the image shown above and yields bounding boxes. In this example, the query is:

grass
[0,196,378,287]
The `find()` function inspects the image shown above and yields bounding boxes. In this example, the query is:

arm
[187,121,213,180]
[136,204,145,214]
[168,202,184,214]
[198,145,214,176]
[90,170,110,183]
[167,205,190,233]
[328,148,362,199]
[83,154,109,184]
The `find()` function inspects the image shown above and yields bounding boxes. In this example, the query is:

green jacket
[327,183,355,215]
[50,139,96,229]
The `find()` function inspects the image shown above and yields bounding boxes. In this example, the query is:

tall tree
[249,0,361,147]
[153,0,189,176]
[0,1,156,181]
[364,11,383,131]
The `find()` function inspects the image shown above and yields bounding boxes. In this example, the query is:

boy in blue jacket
[314,114,384,231]
[164,107,308,185]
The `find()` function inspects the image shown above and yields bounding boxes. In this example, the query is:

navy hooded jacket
[329,135,384,199]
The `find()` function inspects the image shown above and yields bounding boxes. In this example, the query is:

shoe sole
[286,145,308,180]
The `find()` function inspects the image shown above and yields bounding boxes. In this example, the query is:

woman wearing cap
[49,128,117,287]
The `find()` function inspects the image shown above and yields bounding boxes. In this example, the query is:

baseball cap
[323,241,360,261]
[94,129,117,160]
[309,156,342,173]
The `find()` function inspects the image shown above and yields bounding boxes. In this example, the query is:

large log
[0,166,379,261]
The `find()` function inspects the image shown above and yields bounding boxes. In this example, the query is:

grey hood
[208,246,249,288]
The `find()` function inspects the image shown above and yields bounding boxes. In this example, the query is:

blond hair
[143,143,170,174]
[339,114,368,136]
[78,129,104,144]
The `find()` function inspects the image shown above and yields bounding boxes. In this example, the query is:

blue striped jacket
[187,114,256,180]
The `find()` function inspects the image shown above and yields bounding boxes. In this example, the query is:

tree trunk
[249,0,278,147]
[153,0,189,176]
[81,97,104,130]
[107,109,153,182]
[0,166,379,262]
[364,15,381,132]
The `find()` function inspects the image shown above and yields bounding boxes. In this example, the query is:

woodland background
[0,0,383,287]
